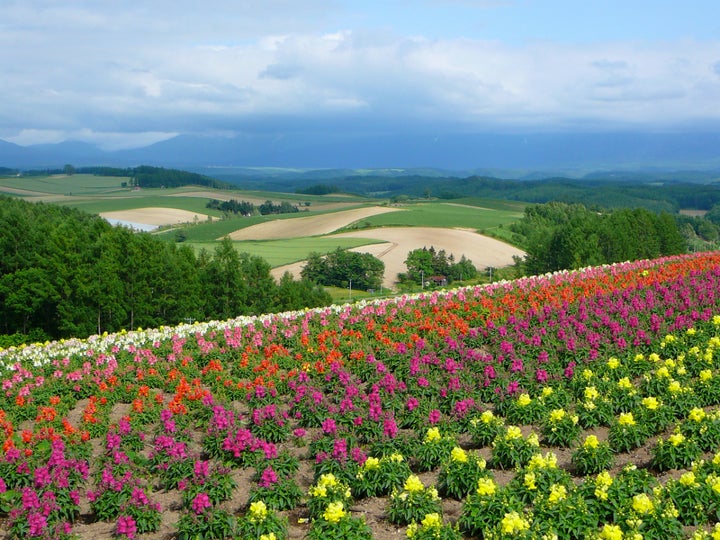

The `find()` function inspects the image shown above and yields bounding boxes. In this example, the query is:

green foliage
[0,197,334,340]
[301,247,384,291]
[515,202,687,274]
[401,245,478,285]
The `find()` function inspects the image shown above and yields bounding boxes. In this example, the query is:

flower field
[4,252,720,539]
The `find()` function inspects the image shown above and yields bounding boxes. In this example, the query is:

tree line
[0,196,330,344]
[510,203,687,274]
[206,198,301,216]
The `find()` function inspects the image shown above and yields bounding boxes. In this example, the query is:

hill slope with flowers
[3,252,720,539]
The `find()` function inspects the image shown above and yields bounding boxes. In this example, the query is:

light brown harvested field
[100,207,215,227]
[227,206,400,240]
[271,226,525,289]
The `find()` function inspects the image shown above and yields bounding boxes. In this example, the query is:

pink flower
[321,418,337,435]
[116,515,137,539]
[191,492,212,514]
[259,467,278,487]
[428,409,441,424]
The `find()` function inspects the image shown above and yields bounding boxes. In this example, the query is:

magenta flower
[116,515,137,539]
[27,511,47,536]
[259,467,279,487]
[191,492,212,514]
[321,418,337,435]
[428,409,441,424]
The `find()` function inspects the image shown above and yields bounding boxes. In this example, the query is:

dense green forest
[509,203,687,274]
[0,196,330,344]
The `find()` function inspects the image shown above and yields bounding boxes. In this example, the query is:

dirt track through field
[271,226,525,289]
[227,206,400,240]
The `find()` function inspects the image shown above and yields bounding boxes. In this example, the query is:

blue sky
[2,0,719,150]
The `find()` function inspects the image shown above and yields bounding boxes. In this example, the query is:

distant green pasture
[68,195,222,216]
[186,237,384,267]
[0,174,130,195]
[341,202,522,232]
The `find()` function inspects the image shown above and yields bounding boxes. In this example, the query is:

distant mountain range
[1,132,719,178]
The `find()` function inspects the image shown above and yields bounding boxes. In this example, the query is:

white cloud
[1,1,720,147]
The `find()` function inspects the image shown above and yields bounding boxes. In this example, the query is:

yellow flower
[421,513,442,529]
[596,471,613,489]
[618,412,636,426]
[618,377,633,390]
[642,396,659,410]
[549,408,566,422]
[707,474,720,495]
[668,380,682,394]
[712,522,720,540]
[524,472,537,491]
[700,370,713,382]
[679,471,698,487]
[309,485,327,498]
[527,433,540,446]
[664,334,677,344]
[476,477,497,497]
[541,386,554,398]
[656,366,670,378]
[664,358,676,369]
[404,475,425,493]
[364,456,380,470]
[500,511,530,535]
[390,453,404,462]
[425,427,441,443]
[481,410,495,423]
[318,473,339,488]
[668,432,686,446]
[689,407,707,422]
[505,426,523,440]
[547,483,567,504]
[632,493,655,515]
[582,369,594,380]
[249,501,268,521]
[260,534,277,540]
[583,435,600,449]
[323,501,346,523]
[599,524,624,540]
[406,522,419,538]
[517,393,532,407]
[607,357,620,370]
[450,447,468,463]
[584,386,599,400]
[687,327,697,336]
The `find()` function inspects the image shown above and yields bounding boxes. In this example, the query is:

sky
[2,0,719,150]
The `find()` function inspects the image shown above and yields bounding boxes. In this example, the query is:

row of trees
[399,246,478,285]
[301,248,385,291]
[0,196,331,341]
[206,198,301,216]
[510,203,686,274]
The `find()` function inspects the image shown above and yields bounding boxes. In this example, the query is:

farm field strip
[3,252,720,538]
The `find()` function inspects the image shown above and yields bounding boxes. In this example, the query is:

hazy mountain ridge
[1,132,719,178]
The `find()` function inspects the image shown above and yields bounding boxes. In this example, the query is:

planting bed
[3,252,720,539]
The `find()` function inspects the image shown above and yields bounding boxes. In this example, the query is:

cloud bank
[1,0,719,150]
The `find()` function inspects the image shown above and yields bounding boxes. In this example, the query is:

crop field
[2,252,720,539]
[1,174,527,291]
[187,237,385,267]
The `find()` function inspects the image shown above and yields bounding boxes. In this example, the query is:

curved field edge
[1,252,720,539]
